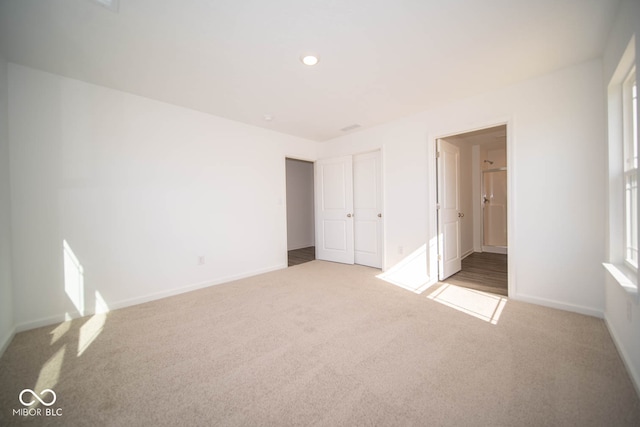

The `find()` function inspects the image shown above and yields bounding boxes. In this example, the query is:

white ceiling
[0,0,620,141]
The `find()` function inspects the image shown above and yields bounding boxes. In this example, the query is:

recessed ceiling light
[301,55,319,66]
[263,114,273,122]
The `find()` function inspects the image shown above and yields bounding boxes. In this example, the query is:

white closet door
[315,156,354,264]
[354,151,382,268]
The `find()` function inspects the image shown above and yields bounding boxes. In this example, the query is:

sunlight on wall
[63,240,84,316]
[428,283,507,325]
[32,345,66,408]
[377,244,433,293]
[428,236,438,278]
[94,290,110,314]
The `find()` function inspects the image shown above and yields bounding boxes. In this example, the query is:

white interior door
[354,151,382,268]
[437,139,462,280]
[315,156,354,264]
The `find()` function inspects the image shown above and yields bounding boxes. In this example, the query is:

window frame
[605,35,639,300]
[623,67,638,272]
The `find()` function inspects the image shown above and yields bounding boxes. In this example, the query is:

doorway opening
[285,158,315,267]
[436,124,508,296]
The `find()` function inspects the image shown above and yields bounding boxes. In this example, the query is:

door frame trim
[428,118,515,297]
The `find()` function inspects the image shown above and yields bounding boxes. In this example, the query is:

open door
[437,139,462,280]
[315,156,355,264]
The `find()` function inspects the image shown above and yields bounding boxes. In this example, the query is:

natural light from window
[376,244,432,293]
[624,67,638,269]
[30,345,66,409]
[49,321,71,346]
[78,312,106,357]
[427,283,507,325]
[63,240,84,316]
[604,35,638,296]
[78,292,110,356]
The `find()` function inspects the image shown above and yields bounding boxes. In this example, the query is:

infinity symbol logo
[19,389,57,407]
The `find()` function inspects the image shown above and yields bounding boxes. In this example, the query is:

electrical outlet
[198,256,205,265]
[627,300,632,322]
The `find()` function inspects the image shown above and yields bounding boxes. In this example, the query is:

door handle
[378,213,382,218]
[458,212,465,218]
[347,213,352,218]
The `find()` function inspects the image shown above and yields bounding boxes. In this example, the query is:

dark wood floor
[444,252,508,296]
[288,246,315,267]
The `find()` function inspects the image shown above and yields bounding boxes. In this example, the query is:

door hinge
[438,255,442,261]
[436,203,441,209]
[436,151,441,158]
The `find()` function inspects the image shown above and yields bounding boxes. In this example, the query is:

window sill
[603,263,639,300]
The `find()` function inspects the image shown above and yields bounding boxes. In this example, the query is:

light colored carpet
[1,260,639,426]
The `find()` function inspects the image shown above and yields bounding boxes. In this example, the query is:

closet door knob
[347,213,352,218]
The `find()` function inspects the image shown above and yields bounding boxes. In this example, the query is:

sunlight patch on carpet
[376,244,432,293]
[78,313,106,357]
[427,283,507,324]
[32,345,66,408]
[49,321,71,345]
[77,291,110,356]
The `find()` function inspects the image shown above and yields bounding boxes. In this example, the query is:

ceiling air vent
[340,124,361,132]
[91,0,119,12]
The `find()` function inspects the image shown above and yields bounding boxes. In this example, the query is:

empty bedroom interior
[1,0,640,425]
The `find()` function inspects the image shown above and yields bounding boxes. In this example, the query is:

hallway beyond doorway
[288,246,315,267]
[444,252,507,296]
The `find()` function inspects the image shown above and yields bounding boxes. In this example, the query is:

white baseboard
[14,263,287,333]
[15,314,70,333]
[0,326,16,357]
[482,245,508,254]
[288,243,315,251]
[604,314,640,400]
[461,249,474,259]
[510,293,604,318]
[106,263,287,313]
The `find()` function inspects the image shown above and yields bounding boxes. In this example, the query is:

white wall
[602,0,640,397]
[0,52,14,354]
[320,58,606,316]
[8,64,317,330]
[286,158,315,250]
